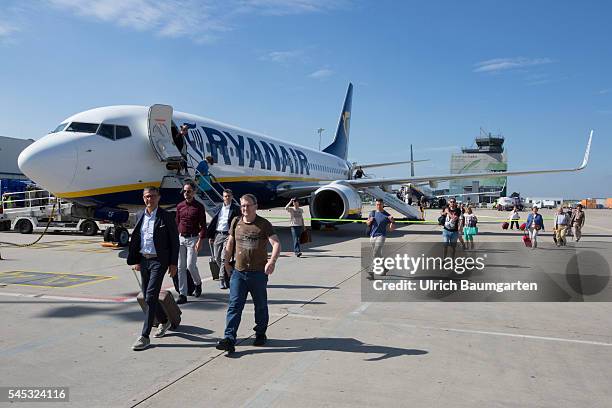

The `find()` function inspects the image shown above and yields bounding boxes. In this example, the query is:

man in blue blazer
[207,189,240,289]
[127,186,179,350]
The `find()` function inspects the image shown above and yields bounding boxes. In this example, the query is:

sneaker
[297,252,302,257]
[193,284,202,298]
[154,320,172,338]
[132,336,150,351]
[177,295,188,304]
[215,338,235,353]
[253,333,267,346]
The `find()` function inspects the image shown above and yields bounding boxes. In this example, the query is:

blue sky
[0,0,610,198]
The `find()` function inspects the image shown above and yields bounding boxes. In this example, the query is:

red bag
[522,235,532,247]
[502,222,509,230]
[519,223,526,231]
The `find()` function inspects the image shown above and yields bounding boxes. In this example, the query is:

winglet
[578,130,593,170]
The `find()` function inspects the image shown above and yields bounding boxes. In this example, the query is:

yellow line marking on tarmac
[0,270,115,288]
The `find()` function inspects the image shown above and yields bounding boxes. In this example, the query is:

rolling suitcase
[522,234,532,248]
[208,241,220,280]
[133,268,182,329]
[502,222,509,230]
[136,290,182,329]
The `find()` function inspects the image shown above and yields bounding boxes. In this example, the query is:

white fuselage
[18,106,352,209]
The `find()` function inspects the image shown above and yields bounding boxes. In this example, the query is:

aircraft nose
[18,134,78,193]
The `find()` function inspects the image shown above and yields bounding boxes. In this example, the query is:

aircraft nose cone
[18,134,78,193]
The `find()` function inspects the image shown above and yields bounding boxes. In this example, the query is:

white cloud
[474,57,554,73]
[44,0,346,43]
[0,21,19,39]
[47,0,228,43]
[238,0,348,16]
[308,68,333,79]
[598,89,610,95]
[263,49,304,63]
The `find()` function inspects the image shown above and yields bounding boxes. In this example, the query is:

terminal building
[449,130,507,204]
[0,135,34,180]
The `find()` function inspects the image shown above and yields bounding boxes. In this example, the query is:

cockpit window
[51,123,68,133]
[97,124,114,140]
[96,124,132,141]
[115,125,132,140]
[66,122,100,133]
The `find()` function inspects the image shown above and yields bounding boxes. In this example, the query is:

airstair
[362,186,423,220]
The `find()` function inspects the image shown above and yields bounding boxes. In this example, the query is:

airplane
[17,83,593,245]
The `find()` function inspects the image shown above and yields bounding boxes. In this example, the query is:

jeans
[224,269,269,342]
[442,229,459,247]
[510,221,519,230]
[178,235,202,296]
[140,258,168,337]
[290,226,303,254]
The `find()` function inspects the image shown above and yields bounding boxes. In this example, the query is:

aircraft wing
[345,130,592,189]
[276,131,592,198]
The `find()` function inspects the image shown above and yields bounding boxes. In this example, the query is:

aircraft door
[148,104,182,162]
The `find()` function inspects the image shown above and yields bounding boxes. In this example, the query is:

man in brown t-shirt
[216,194,281,353]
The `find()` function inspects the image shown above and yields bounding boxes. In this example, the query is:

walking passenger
[366,198,396,278]
[285,198,305,257]
[216,194,281,354]
[127,187,179,350]
[525,206,544,249]
[442,198,461,258]
[207,189,240,289]
[175,182,206,304]
[553,207,570,246]
[509,206,520,230]
[462,206,478,250]
[570,204,586,242]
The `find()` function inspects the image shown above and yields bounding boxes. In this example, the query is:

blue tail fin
[323,83,353,160]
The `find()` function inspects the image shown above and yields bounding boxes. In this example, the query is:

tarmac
[1,207,611,407]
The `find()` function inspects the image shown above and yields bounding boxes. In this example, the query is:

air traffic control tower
[449,130,507,204]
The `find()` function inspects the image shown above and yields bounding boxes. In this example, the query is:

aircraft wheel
[103,227,113,242]
[81,220,98,236]
[114,227,130,247]
[18,219,33,234]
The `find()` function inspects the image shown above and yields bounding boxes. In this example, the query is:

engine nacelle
[310,182,362,220]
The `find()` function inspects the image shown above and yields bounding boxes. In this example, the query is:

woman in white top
[509,206,520,230]
[285,198,305,257]
[462,206,478,250]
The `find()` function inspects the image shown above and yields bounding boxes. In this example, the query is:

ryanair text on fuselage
[184,123,312,175]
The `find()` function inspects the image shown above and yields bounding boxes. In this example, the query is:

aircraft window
[51,123,68,133]
[66,122,99,133]
[115,125,132,139]
[97,124,115,140]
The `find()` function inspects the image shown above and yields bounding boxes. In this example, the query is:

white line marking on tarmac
[351,302,371,315]
[376,320,612,347]
[269,312,335,321]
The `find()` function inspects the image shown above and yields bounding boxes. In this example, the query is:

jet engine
[310,182,362,221]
